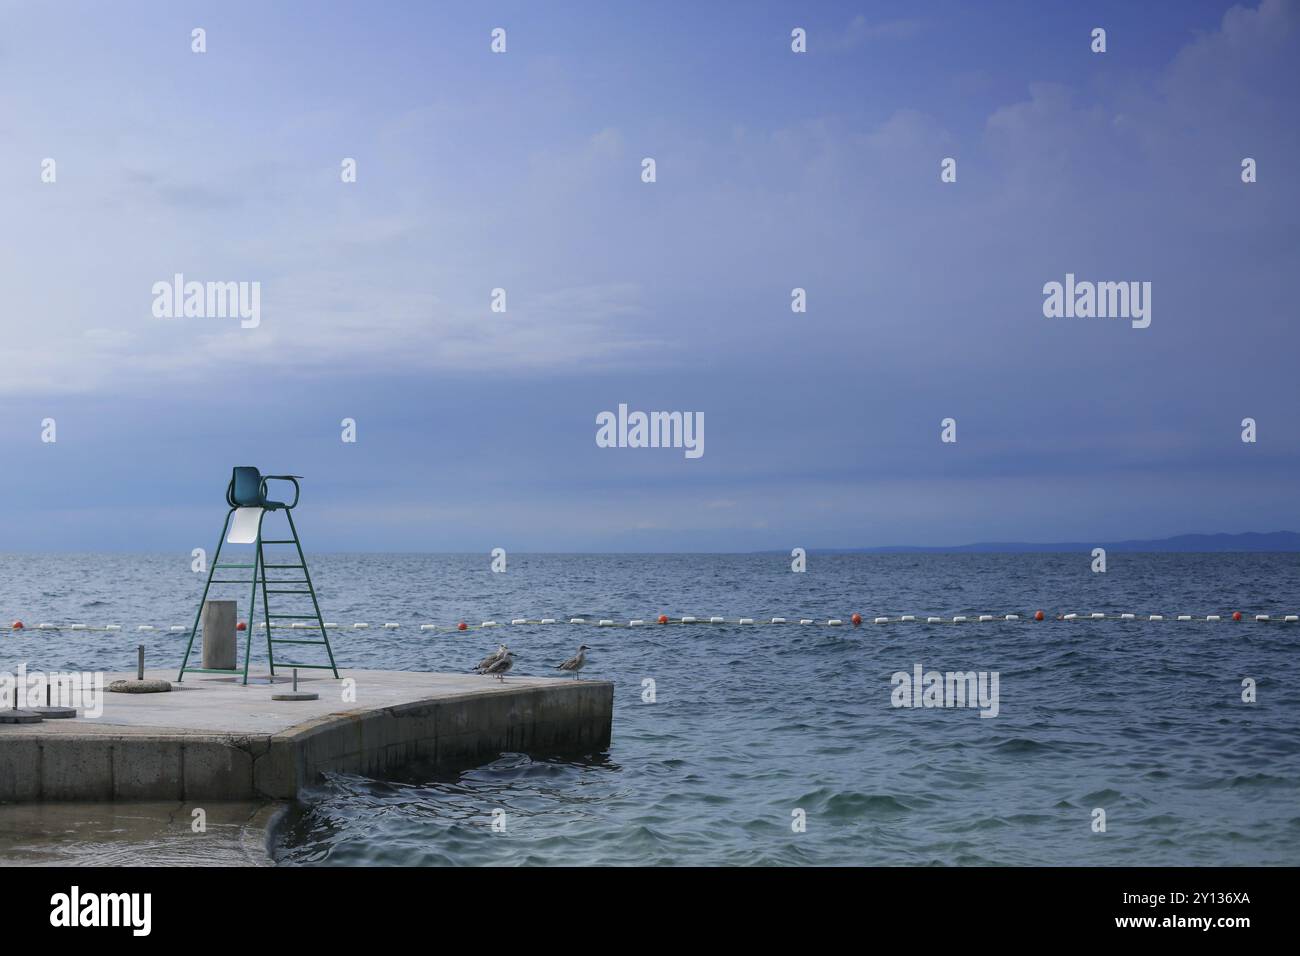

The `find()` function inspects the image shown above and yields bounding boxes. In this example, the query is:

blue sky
[1,0,1297,551]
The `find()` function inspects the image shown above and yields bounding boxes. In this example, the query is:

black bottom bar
[3,865,1287,939]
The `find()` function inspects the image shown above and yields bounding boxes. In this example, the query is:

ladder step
[264,564,305,569]
[260,539,297,544]
[266,590,312,595]
[214,563,256,569]
[268,614,318,619]
[181,667,241,675]
[210,579,255,584]
[271,639,328,645]
[273,662,338,670]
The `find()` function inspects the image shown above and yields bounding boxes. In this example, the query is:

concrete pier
[0,670,613,803]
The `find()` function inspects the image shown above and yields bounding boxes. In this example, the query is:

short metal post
[293,668,299,692]
[138,645,145,681]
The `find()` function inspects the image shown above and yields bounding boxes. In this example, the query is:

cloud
[832,15,927,50]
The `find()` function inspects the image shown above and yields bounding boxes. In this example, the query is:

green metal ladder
[177,470,339,685]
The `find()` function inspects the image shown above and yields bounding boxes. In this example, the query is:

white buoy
[137,625,154,631]
[70,624,87,630]
[1256,615,1270,622]
[291,622,307,628]
[38,623,54,630]
[419,624,436,630]
[1064,613,1078,620]
[927,617,942,624]
[511,619,527,625]
[827,619,842,626]
[169,625,185,631]
[952,616,967,623]
[354,623,369,629]
[480,621,497,628]
[771,617,786,624]
[324,623,338,628]
[598,619,614,626]
[799,619,813,625]
[1177,615,1192,621]
[1004,614,1019,621]
[541,618,556,624]
[106,624,121,631]
[1150,614,1163,621]
[569,618,585,624]
[383,622,399,628]
[710,616,725,624]
[738,618,753,624]
[901,615,916,622]
[1285,615,1299,623]
[1121,613,1135,620]
[874,617,889,624]
[1207,615,1221,622]
[630,619,644,626]
[978,615,993,622]
[1091,613,1104,619]
[681,616,697,623]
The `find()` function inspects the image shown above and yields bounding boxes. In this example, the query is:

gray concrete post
[201,600,238,671]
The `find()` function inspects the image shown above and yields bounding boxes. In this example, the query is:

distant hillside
[818,531,1300,554]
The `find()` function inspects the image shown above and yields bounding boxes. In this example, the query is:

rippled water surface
[2,551,1298,865]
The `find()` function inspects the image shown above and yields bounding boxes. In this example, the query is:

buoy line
[4,612,1299,633]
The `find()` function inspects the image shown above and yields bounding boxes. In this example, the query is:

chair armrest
[259,475,302,509]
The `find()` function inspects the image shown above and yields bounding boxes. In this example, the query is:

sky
[1,0,1297,551]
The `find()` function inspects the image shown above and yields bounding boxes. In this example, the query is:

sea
[1,551,1297,866]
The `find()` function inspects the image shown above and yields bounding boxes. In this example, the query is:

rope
[4,612,1298,633]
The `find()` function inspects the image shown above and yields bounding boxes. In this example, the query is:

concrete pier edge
[0,670,615,806]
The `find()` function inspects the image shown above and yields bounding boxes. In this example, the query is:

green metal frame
[176,476,339,685]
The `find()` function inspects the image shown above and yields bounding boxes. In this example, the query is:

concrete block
[111,738,184,801]
[202,600,238,671]
[41,740,114,801]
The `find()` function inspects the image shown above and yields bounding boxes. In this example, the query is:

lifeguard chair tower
[177,467,339,685]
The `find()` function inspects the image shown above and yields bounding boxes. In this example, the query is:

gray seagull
[474,644,509,673]
[482,651,516,681]
[555,644,590,677]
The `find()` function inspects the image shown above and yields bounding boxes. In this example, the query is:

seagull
[555,644,590,678]
[482,651,515,681]
[474,644,509,673]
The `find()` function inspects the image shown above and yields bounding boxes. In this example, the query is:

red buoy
[657,614,668,624]
[851,613,862,626]
[1035,610,1045,621]
[11,620,23,630]
[236,621,246,631]
[457,621,468,631]
[1233,611,1242,621]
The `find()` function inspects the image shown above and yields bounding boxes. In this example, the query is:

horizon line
[3,530,1298,557]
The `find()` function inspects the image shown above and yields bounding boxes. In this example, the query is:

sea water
[1,551,1296,866]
